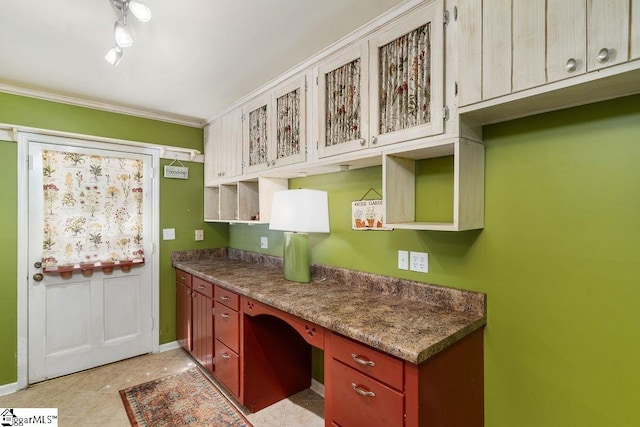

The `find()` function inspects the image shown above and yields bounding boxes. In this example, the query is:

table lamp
[269,189,330,282]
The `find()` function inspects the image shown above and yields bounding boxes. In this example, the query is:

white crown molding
[204,0,426,125]
[0,83,205,128]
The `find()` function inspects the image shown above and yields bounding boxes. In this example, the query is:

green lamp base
[283,232,311,283]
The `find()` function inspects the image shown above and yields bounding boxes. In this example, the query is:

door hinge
[443,106,450,121]
[454,81,458,96]
[212,307,215,316]
[27,155,33,170]
[151,317,154,330]
[316,76,319,85]
[444,10,450,25]
[454,6,458,21]
[151,243,156,254]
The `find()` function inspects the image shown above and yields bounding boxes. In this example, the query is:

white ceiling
[0,0,404,126]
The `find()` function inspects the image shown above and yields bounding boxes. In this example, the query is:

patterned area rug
[120,368,252,426]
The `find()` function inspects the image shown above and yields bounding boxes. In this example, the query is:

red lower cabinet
[215,339,240,397]
[213,285,241,400]
[325,332,405,427]
[175,275,192,352]
[330,359,404,427]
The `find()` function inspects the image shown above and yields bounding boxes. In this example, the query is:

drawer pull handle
[221,313,230,319]
[351,383,375,398]
[221,295,230,301]
[351,353,376,367]
[221,352,231,360]
[180,275,186,280]
[198,285,205,289]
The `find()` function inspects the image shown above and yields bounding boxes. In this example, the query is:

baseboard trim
[158,341,181,353]
[0,381,19,397]
[310,378,325,398]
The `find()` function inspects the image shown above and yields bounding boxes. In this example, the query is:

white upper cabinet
[316,0,444,159]
[204,107,242,184]
[482,0,512,98]
[369,0,444,147]
[586,0,630,71]
[243,73,308,173]
[316,44,370,158]
[633,0,640,59]
[548,0,629,81]
[459,0,637,112]
[242,94,271,174]
[512,0,546,91]
[547,0,587,82]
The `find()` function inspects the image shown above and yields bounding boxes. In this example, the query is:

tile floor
[0,348,324,426]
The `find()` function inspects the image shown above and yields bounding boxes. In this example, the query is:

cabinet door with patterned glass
[242,94,272,174]
[316,43,370,158]
[271,73,307,168]
[369,0,444,147]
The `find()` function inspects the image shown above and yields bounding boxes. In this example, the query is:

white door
[26,134,154,383]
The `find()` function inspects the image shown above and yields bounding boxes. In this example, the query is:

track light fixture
[105,0,151,65]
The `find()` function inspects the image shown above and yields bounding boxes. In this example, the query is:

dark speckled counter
[172,248,486,365]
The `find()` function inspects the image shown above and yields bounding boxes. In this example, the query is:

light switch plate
[260,236,268,249]
[195,229,204,241]
[398,250,409,270]
[162,228,175,240]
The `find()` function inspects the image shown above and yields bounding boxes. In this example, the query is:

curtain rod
[0,122,204,162]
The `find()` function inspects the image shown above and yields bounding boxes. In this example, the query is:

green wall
[0,140,18,386]
[0,92,229,386]
[230,94,640,426]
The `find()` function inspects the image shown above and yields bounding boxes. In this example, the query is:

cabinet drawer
[330,359,404,427]
[330,333,403,390]
[215,285,240,310]
[215,340,240,398]
[175,269,192,287]
[192,277,214,298]
[215,301,240,353]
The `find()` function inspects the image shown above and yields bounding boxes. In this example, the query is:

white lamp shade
[114,21,133,47]
[269,189,330,233]
[128,1,152,22]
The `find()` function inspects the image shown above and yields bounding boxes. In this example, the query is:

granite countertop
[172,249,486,365]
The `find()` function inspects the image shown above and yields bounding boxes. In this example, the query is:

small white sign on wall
[164,165,189,179]
[352,199,388,230]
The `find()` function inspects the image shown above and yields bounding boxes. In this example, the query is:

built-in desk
[173,248,487,427]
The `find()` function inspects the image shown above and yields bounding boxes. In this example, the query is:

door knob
[34,261,42,268]
[565,58,577,73]
[33,273,44,282]
[597,48,610,63]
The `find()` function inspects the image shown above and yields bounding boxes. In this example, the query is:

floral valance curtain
[276,88,301,159]
[325,58,362,147]
[379,23,431,134]
[41,150,145,268]
[248,105,268,166]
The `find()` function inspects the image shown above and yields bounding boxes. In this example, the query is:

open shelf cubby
[204,177,288,224]
[383,138,485,231]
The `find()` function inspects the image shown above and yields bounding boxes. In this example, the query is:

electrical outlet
[260,236,268,249]
[398,250,409,270]
[410,251,428,273]
[194,229,204,241]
